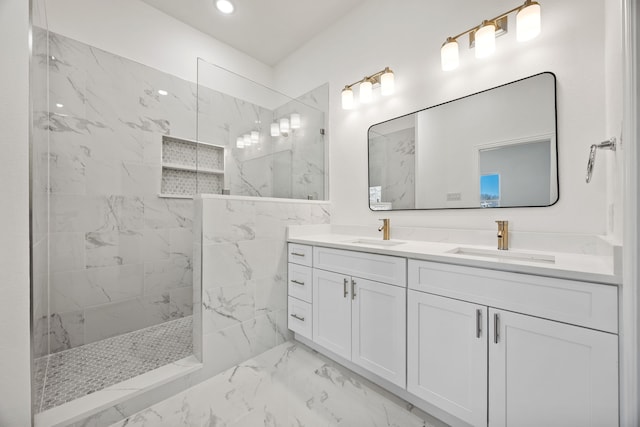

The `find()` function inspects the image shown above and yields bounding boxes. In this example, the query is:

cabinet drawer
[288,296,312,340]
[408,259,618,333]
[288,263,312,303]
[288,243,312,267]
[313,246,406,287]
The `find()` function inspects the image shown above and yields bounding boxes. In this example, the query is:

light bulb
[280,118,290,134]
[215,0,234,14]
[517,1,541,42]
[359,80,373,103]
[251,131,259,143]
[475,21,496,58]
[341,87,354,109]
[243,134,251,146]
[236,136,244,149]
[290,113,301,129]
[441,38,459,71]
[380,68,395,96]
[157,89,168,96]
[270,122,280,137]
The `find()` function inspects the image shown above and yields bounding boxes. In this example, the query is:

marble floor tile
[110,342,440,427]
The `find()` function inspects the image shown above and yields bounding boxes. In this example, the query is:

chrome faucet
[378,218,390,240]
[496,220,509,250]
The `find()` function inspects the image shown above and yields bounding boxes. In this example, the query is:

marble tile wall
[203,81,327,200]
[32,29,328,357]
[195,197,330,378]
[33,29,197,356]
[274,83,328,201]
[369,127,415,209]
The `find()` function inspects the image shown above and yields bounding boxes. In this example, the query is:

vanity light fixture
[270,122,280,137]
[250,131,259,144]
[290,113,301,129]
[270,114,301,137]
[440,0,541,71]
[279,117,290,135]
[341,67,395,110]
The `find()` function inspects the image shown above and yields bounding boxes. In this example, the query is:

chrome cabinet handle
[476,309,482,339]
[494,313,500,344]
[290,313,305,322]
[351,279,357,300]
[343,278,348,298]
[290,252,305,257]
[290,280,305,286]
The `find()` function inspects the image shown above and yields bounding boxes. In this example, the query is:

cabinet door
[313,269,352,360]
[488,309,618,427]
[351,278,406,388]
[407,291,488,427]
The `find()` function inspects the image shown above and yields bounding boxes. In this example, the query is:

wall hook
[586,137,616,183]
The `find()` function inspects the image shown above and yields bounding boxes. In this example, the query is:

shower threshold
[34,316,194,414]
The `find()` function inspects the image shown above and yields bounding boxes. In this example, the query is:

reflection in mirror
[368,72,557,210]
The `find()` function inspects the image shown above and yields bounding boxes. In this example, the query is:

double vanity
[286,229,619,427]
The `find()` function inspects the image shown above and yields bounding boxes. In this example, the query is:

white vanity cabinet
[488,308,618,427]
[408,259,619,427]
[305,246,407,388]
[287,244,313,340]
[407,291,488,427]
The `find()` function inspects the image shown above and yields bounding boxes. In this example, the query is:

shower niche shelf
[160,135,225,197]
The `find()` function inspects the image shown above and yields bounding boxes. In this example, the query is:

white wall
[0,0,33,424]
[605,0,624,242]
[45,0,274,93]
[275,0,609,235]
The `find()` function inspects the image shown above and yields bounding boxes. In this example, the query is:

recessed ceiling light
[55,103,64,108]
[215,0,234,14]
[158,89,168,96]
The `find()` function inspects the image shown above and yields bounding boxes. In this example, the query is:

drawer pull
[290,252,306,257]
[494,313,500,344]
[290,280,305,286]
[351,279,357,300]
[476,309,482,339]
[290,313,305,322]
[343,278,348,298]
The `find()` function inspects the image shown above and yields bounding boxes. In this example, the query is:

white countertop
[287,233,620,285]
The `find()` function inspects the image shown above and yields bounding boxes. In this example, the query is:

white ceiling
[140,0,367,66]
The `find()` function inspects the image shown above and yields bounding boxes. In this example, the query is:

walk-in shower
[29,2,327,420]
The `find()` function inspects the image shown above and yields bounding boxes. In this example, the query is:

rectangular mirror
[368,72,558,210]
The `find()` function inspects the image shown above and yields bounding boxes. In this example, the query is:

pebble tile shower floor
[34,316,193,412]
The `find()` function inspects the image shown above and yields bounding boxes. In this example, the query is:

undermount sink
[347,238,406,247]
[447,247,556,264]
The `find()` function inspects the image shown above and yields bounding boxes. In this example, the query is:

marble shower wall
[273,83,327,201]
[194,196,330,378]
[33,29,197,356]
[197,80,327,200]
[33,29,328,357]
[369,127,415,209]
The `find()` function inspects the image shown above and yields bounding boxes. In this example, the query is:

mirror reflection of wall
[479,139,552,207]
[368,72,557,210]
[368,114,416,210]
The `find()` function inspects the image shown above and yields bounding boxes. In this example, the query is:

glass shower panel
[31,0,50,414]
[30,20,196,414]
[196,58,328,200]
